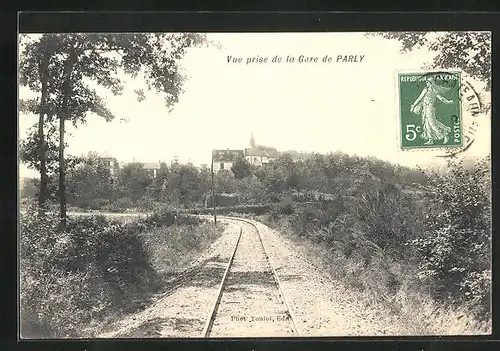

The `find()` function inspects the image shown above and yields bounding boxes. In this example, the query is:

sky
[18,32,491,180]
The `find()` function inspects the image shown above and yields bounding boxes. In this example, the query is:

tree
[19,122,82,203]
[307,152,344,193]
[20,178,39,200]
[165,163,205,207]
[19,35,63,209]
[19,33,207,228]
[235,176,270,204]
[214,170,237,195]
[231,157,251,179]
[150,162,169,201]
[117,163,153,202]
[372,32,491,90]
[271,153,304,193]
[19,122,60,177]
[65,152,115,206]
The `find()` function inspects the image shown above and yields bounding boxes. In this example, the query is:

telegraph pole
[211,150,217,226]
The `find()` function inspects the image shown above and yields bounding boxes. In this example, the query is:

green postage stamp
[398,71,462,149]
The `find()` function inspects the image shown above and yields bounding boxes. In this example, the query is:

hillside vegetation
[20,207,224,338]
[20,150,492,334]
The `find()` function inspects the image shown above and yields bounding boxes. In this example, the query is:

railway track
[201,217,300,338]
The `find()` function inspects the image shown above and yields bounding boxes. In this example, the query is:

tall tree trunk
[37,58,49,213]
[58,47,77,230]
[59,113,66,228]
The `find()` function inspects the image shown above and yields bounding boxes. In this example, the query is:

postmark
[398,71,462,149]
[439,78,483,158]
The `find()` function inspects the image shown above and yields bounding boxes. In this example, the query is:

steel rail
[202,216,300,337]
[201,226,243,337]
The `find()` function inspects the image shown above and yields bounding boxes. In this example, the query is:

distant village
[211,133,280,173]
[97,133,282,178]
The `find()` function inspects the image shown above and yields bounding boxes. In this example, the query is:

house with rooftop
[244,133,280,167]
[212,149,245,172]
[119,160,162,178]
[98,151,120,176]
[142,162,162,178]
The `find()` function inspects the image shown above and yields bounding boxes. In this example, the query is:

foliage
[24,150,431,214]
[19,33,208,121]
[139,219,221,278]
[164,162,206,207]
[117,163,153,202]
[261,154,491,322]
[231,156,252,179]
[19,206,156,337]
[19,203,222,338]
[353,181,425,260]
[66,152,115,204]
[20,177,40,199]
[214,170,238,194]
[188,204,271,216]
[410,156,491,316]
[19,148,491,334]
[205,193,240,208]
[19,33,208,218]
[19,122,60,175]
[234,176,270,204]
[373,32,491,89]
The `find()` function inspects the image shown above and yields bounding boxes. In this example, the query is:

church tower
[250,132,256,148]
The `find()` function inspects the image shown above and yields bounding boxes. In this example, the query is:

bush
[205,193,240,208]
[187,204,271,216]
[20,207,158,338]
[116,197,134,211]
[90,198,112,211]
[144,207,179,226]
[235,177,271,204]
[263,155,491,326]
[270,196,296,219]
[411,156,491,318]
[100,202,125,213]
[353,182,425,260]
[136,197,163,212]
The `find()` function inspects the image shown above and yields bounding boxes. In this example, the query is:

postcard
[18,31,491,338]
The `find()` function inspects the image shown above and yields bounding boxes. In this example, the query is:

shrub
[205,193,240,208]
[411,156,491,318]
[144,207,179,226]
[100,202,125,213]
[235,177,271,204]
[90,198,111,211]
[270,196,296,219]
[115,197,134,211]
[136,197,163,212]
[353,181,425,260]
[285,204,318,236]
[20,207,158,338]
[188,204,270,216]
[263,156,491,326]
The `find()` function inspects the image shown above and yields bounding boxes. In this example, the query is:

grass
[139,221,224,279]
[19,207,225,339]
[260,215,491,335]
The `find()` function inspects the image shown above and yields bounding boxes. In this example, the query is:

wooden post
[211,150,217,226]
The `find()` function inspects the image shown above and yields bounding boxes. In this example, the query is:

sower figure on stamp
[410,76,454,145]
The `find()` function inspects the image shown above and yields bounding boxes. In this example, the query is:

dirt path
[100,216,403,338]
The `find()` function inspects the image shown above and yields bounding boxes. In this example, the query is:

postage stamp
[398,71,462,149]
